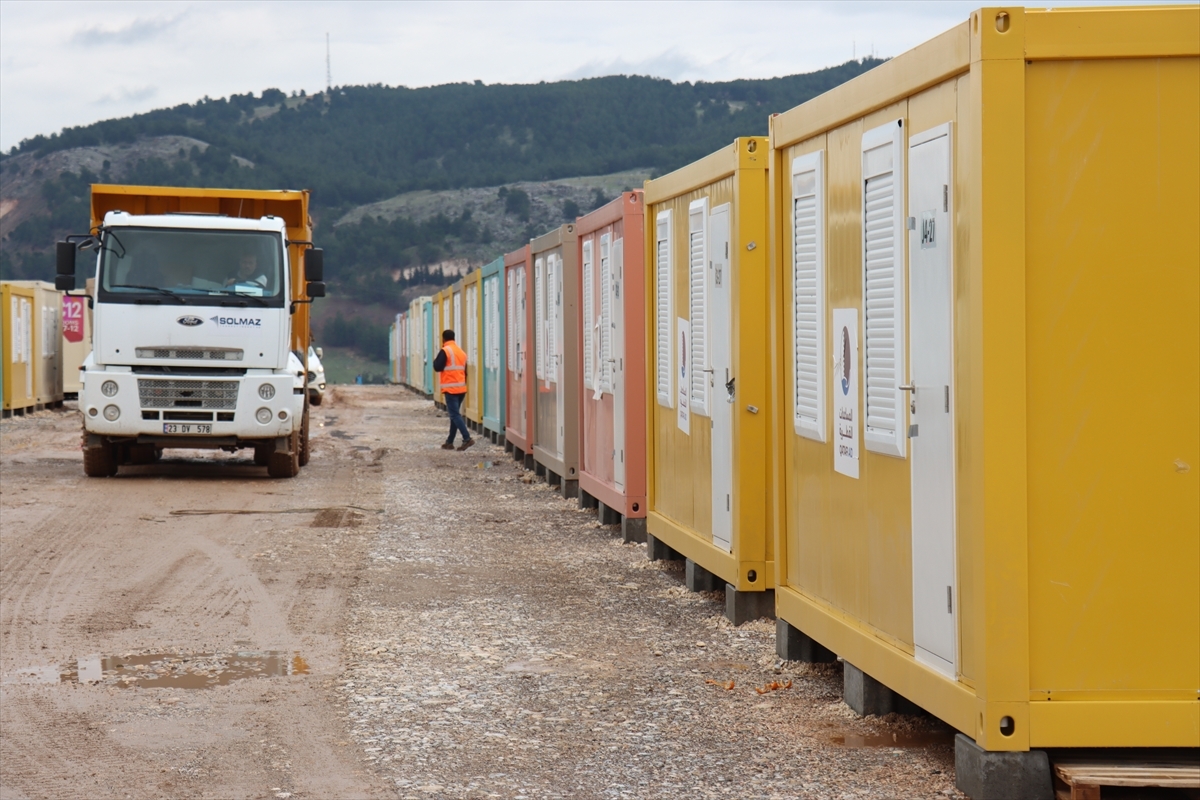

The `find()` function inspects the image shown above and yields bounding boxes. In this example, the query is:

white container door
[553,255,565,458]
[709,205,733,553]
[612,237,626,489]
[908,124,957,676]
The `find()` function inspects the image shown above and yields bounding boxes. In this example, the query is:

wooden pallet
[1054,757,1200,800]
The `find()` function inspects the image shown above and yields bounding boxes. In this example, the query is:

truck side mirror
[55,274,75,291]
[56,241,76,276]
[306,281,326,298]
[305,248,324,282]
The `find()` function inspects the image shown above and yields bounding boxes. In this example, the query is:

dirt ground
[1,387,964,800]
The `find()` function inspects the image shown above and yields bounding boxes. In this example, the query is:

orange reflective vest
[440,341,468,394]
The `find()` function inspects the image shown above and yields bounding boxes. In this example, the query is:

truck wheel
[253,443,273,466]
[83,442,118,477]
[309,389,322,407]
[267,430,300,478]
[298,405,311,467]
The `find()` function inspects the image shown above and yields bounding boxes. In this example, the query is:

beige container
[5,280,65,408]
[530,224,580,497]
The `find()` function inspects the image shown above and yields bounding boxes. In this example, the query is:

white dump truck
[57,185,325,478]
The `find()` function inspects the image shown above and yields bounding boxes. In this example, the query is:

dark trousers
[445,392,471,445]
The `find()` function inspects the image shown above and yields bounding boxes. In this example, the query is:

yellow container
[433,288,449,407]
[463,267,483,427]
[2,283,38,414]
[643,138,774,612]
[768,5,1199,752]
[4,280,65,409]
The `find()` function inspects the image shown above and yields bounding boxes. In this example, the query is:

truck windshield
[97,227,285,307]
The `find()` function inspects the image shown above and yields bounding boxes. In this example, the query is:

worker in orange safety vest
[433,329,474,451]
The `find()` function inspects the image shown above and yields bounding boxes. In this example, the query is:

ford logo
[177,315,204,327]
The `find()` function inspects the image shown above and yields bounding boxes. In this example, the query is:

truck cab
[61,185,323,478]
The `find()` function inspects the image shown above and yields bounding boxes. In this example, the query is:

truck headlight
[101,380,119,397]
[255,407,273,424]
[103,405,120,421]
[307,371,316,382]
[258,383,275,400]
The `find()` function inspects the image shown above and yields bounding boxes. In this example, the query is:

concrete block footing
[523,453,534,471]
[546,469,561,487]
[843,661,922,716]
[725,585,775,626]
[560,479,578,499]
[954,734,1053,800]
[685,559,721,593]
[776,619,837,663]
[597,501,621,526]
[579,490,599,510]
[535,462,547,478]
[646,533,682,562]
[622,516,647,543]
[505,440,514,453]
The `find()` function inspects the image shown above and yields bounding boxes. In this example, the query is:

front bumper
[81,369,303,442]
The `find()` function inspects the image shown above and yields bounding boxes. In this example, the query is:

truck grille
[138,379,239,410]
[135,347,244,361]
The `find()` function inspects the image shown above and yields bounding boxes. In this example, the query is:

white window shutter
[861,120,906,458]
[506,271,515,370]
[467,285,478,368]
[599,233,614,393]
[516,268,526,376]
[535,257,545,380]
[793,151,826,441]
[688,198,709,417]
[546,255,558,384]
[655,210,673,407]
[491,281,500,370]
[582,239,595,389]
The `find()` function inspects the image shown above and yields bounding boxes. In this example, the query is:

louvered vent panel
[688,211,708,416]
[599,235,613,393]
[793,188,821,429]
[582,240,595,389]
[655,216,672,406]
[864,172,897,437]
[534,259,545,380]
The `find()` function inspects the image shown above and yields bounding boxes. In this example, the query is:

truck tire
[267,430,300,478]
[298,404,311,467]
[83,441,118,477]
[253,443,273,466]
[309,389,323,407]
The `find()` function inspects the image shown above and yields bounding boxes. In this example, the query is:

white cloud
[68,12,187,47]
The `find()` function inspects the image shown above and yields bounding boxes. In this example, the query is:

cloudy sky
[0,0,1174,152]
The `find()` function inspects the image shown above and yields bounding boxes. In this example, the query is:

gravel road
[1,387,963,799]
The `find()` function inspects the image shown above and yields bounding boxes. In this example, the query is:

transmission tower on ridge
[326,33,332,93]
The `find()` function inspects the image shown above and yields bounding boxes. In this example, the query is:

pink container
[575,192,648,541]
[503,245,534,466]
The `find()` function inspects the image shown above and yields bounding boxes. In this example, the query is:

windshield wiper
[110,285,185,303]
[219,294,269,307]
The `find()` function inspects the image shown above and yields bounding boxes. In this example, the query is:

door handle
[899,384,916,392]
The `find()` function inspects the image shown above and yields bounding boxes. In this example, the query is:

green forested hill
[3,60,882,206]
[1,59,885,361]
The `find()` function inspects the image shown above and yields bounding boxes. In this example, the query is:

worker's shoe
[441,442,456,450]
[457,439,476,452]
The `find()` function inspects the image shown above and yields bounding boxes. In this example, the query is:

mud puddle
[8,650,309,689]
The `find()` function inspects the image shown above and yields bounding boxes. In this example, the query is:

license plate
[162,423,212,435]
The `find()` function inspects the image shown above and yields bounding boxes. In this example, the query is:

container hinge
[908,424,919,438]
